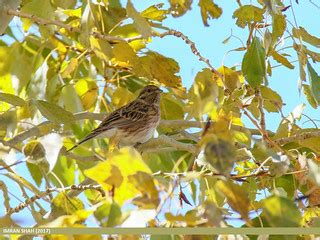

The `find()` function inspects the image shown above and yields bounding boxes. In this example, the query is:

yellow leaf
[126,0,152,38]
[272,13,286,41]
[216,180,250,221]
[141,4,168,21]
[217,66,244,91]
[84,147,152,205]
[233,5,265,28]
[90,36,112,61]
[198,0,222,26]
[111,87,134,108]
[61,58,78,78]
[293,27,320,48]
[75,79,98,110]
[270,50,294,69]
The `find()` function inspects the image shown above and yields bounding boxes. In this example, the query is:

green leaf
[293,27,320,48]
[126,0,152,38]
[262,196,302,227]
[303,84,318,109]
[26,162,43,187]
[198,0,222,26]
[160,93,184,120]
[233,5,264,28]
[242,37,266,87]
[34,100,75,125]
[51,156,75,187]
[94,201,122,227]
[307,61,320,105]
[272,13,286,41]
[0,93,26,106]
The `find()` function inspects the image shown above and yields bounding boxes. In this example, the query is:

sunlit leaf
[233,5,264,28]
[293,27,320,48]
[260,86,283,112]
[84,147,152,205]
[51,193,84,217]
[216,180,250,221]
[75,79,98,110]
[168,0,192,17]
[126,0,152,38]
[198,0,222,26]
[272,13,286,41]
[141,4,169,21]
[270,50,294,69]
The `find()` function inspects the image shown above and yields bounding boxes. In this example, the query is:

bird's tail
[66,131,101,152]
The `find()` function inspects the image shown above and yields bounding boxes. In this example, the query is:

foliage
[0,0,320,236]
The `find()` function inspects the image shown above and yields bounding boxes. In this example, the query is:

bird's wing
[67,101,148,152]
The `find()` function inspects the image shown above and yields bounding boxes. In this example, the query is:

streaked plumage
[67,85,162,152]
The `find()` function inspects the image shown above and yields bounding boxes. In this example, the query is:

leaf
[272,13,286,41]
[216,180,250,221]
[51,192,84,217]
[217,66,244,91]
[35,100,75,125]
[303,84,318,109]
[233,5,265,28]
[168,0,192,17]
[51,156,75,187]
[242,37,266,87]
[160,93,184,120]
[21,0,55,31]
[262,196,302,227]
[308,159,320,186]
[260,86,283,112]
[126,0,152,38]
[75,78,98,110]
[94,201,122,227]
[293,27,320,48]
[61,58,78,78]
[141,4,168,21]
[84,147,152,205]
[90,36,113,61]
[270,50,294,69]
[0,93,26,106]
[133,52,182,88]
[307,61,320,105]
[23,140,46,160]
[198,0,222,26]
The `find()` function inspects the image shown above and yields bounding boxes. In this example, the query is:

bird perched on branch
[67,85,162,152]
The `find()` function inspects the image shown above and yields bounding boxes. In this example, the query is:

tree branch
[6,9,140,44]
[8,184,105,214]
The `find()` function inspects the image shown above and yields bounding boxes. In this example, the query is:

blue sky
[1,0,320,228]
[132,0,320,131]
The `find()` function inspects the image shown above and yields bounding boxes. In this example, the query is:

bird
[67,85,162,152]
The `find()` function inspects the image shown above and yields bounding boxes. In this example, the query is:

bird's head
[138,85,163,104]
